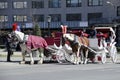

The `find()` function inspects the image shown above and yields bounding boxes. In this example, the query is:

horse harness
[65,34,81,47]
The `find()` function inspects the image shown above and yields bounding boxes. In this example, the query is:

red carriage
[44,32,63,61]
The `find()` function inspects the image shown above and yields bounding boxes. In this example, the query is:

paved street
[0,49,120,80]
[0,60,120,80]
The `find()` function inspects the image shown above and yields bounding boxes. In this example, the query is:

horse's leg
[76,47,81,64]
[84,49,89,64]
[29,50,34,65]
[38,48,44,64]
[19,44,26,64]
[20,51,26,64]
[73,53,77,64]
[80,50,84,64]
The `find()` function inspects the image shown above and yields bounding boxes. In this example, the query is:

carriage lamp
[47,16,51,37]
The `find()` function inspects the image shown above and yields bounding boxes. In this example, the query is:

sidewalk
[0,48,120,64]
[0,48,120,58]
[0,49,22,56]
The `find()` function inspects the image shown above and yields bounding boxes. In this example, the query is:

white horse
[11,31,48,64]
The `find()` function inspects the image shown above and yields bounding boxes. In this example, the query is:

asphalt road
[0,56,120,80]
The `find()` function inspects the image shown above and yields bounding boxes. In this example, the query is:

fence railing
[0,21,88,29]
[0,18,114,29]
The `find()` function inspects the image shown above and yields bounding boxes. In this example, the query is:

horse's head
[62,33,79,52]
[62,33,79,53]
[11,31,25,42]
[63,33,74,41]
[8,31,25,49]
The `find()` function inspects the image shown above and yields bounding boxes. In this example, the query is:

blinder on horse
[10,31,27,48]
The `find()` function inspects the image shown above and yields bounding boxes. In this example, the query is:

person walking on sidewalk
[4,34,13,62]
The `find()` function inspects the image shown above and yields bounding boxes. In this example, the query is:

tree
[33,23,44,54]
[33,24,41,36]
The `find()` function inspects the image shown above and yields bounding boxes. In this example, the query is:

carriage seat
[89,37,107,51]
[44,37,54,45]
[96,33,109,46]
[89,38,99,50]
[70,30,89,37]
[96,33,108,39]
[45,32,62,46]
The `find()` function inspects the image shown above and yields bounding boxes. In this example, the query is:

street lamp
[0,21,1,34]
[47,16,51,36]
[106,1,116,23]
[22,24,25,32]
[106,1,114,7]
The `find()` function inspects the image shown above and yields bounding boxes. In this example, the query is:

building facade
[0,0,120,29]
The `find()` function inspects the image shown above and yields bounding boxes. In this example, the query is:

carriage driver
[89,26,97,38]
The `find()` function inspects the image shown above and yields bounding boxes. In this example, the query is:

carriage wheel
[56,49,66,63]
[56,49,76,64]
[101,51,106,64]
[111,46,117,63]
[65,52,76,64]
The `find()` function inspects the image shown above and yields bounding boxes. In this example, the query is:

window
[32,1,44,8]
[88,13,102,20]
[66,14,81,21]
[33,15,44,22]
[49,14,61,21]
[117,6,120,16]
[88,13,103,24]
[13,15,27,22]
[13,2,27,8]
[0,15,8,22]
[49,0,61,8]
[0,2,8,9]
[88,0,103,6]
[66,0,82,7]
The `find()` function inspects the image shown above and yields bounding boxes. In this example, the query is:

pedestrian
[89,26,97,38]
[4,33,13,62]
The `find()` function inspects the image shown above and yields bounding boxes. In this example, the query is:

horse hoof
[20,61,25,64]
[38,61,43,64]
[73,62,79,65]
[72,63,76,65]
[76,62,80,65]
[81,61,84,64]
[30,62,34,65]
[84,59,88,64]
[38,59,43,64]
